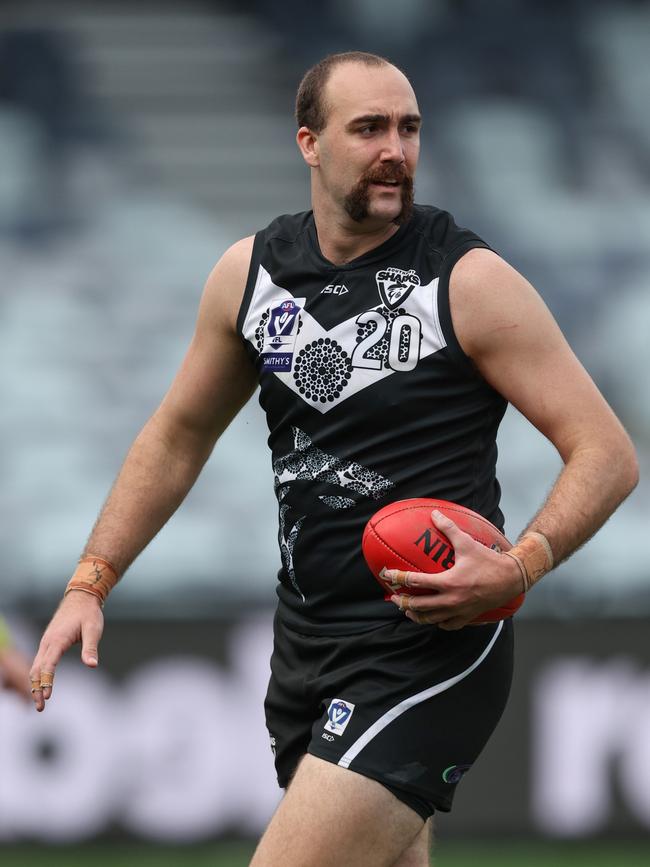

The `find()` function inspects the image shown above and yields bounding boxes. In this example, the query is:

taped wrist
[64,555,119,607]
[503,532,554,593]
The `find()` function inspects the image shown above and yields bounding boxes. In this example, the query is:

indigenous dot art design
[319,495,357,510]
[355,306,406,366]
[254,310,270,352]
[272,427,395,600]
[292,338,352,403]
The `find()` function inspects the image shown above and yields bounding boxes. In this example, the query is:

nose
[380,126,405,164]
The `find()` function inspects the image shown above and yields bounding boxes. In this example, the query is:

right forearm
[82,412,213,576]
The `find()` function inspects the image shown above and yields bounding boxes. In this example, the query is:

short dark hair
[295,51,395,133]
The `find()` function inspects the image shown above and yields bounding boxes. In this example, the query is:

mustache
[363,165,411,185]
[343,163,415,225]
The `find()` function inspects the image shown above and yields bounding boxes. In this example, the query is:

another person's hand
[29,591,104,712]
[0,643,32,701]
[386,510,524,630]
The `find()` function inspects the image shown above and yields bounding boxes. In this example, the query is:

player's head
[296,52,420,228]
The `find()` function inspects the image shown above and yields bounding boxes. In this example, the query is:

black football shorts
[264,612,514,820]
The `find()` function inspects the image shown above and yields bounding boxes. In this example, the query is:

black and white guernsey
[237,205,508,634]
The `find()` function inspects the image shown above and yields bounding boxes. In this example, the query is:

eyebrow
[347,113,422,128]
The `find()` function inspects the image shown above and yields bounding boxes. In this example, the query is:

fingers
[389,590,472,629]
[379,567,424,591]
[430,509,470,550]
[404,606,469,630]
[380,511,472,593]
[437,616,469,631]
[394,593,412,612]
[28,592,104,712]
[29,675,43,709]
[390,592,448,621]
[40,670,55,702]
[81,620,101,668]
[28,654,57,712]
[29,634,72,711]
[381,513,491,629]
[30,636,63,711]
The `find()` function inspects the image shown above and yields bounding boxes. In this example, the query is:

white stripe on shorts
[337,620,504,769]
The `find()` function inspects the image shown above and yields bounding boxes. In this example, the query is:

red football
[362,498,524,623]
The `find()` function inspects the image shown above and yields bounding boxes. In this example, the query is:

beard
[343,164,414,225]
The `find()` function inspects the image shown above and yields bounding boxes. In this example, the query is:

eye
[359,124,377,136]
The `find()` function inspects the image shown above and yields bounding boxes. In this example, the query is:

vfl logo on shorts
[324,699,355,736]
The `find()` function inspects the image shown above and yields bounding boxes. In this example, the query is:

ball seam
[365,524,430,572]
[372,502,508,547]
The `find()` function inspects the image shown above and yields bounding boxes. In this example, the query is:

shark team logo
[324,699,356,735]
[375,267,420,309]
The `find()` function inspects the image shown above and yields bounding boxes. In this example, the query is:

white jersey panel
[242,265,446,414]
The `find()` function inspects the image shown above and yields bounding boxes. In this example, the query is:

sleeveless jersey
[237,205,508,634]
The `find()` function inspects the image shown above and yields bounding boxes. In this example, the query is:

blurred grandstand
[1,0,648,617]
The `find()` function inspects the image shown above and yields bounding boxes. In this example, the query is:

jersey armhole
[236,230,266,339]
[436,240,492,372]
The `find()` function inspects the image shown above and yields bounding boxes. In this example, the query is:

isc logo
[321,284,349,295]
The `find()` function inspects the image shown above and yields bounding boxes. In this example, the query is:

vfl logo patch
[324,699,356,736]
[261,298,305,372]
[375,267,420,309]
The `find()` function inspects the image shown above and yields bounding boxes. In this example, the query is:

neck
[314,213,400,266]
[311,195,401,266]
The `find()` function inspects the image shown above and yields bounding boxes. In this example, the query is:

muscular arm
[83,236,257,574]
[30,236,257,707]
[452,248,638,564]
[388,248,638,628]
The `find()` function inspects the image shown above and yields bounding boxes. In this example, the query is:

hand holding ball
[362,498,525,624]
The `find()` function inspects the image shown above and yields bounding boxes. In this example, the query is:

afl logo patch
[375,267,420,309]
[261,297,305,372]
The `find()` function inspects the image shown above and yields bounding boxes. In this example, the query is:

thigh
[250,754,426,867]
[393,820,433,867]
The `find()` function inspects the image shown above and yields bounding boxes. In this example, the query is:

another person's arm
[388,248,639,628]
[0,615,31,701]
[30,237,257,710]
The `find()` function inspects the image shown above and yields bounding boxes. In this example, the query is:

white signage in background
[0,616,280,842]
[532,657,650,835]
[0,666,119,841]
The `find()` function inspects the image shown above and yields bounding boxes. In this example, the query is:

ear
[296,126,320,168]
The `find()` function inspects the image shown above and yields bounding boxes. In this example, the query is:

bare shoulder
[200,235,255,332]
[156,236,257,439]
[447,248,636,464]
[448,247,556,364]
